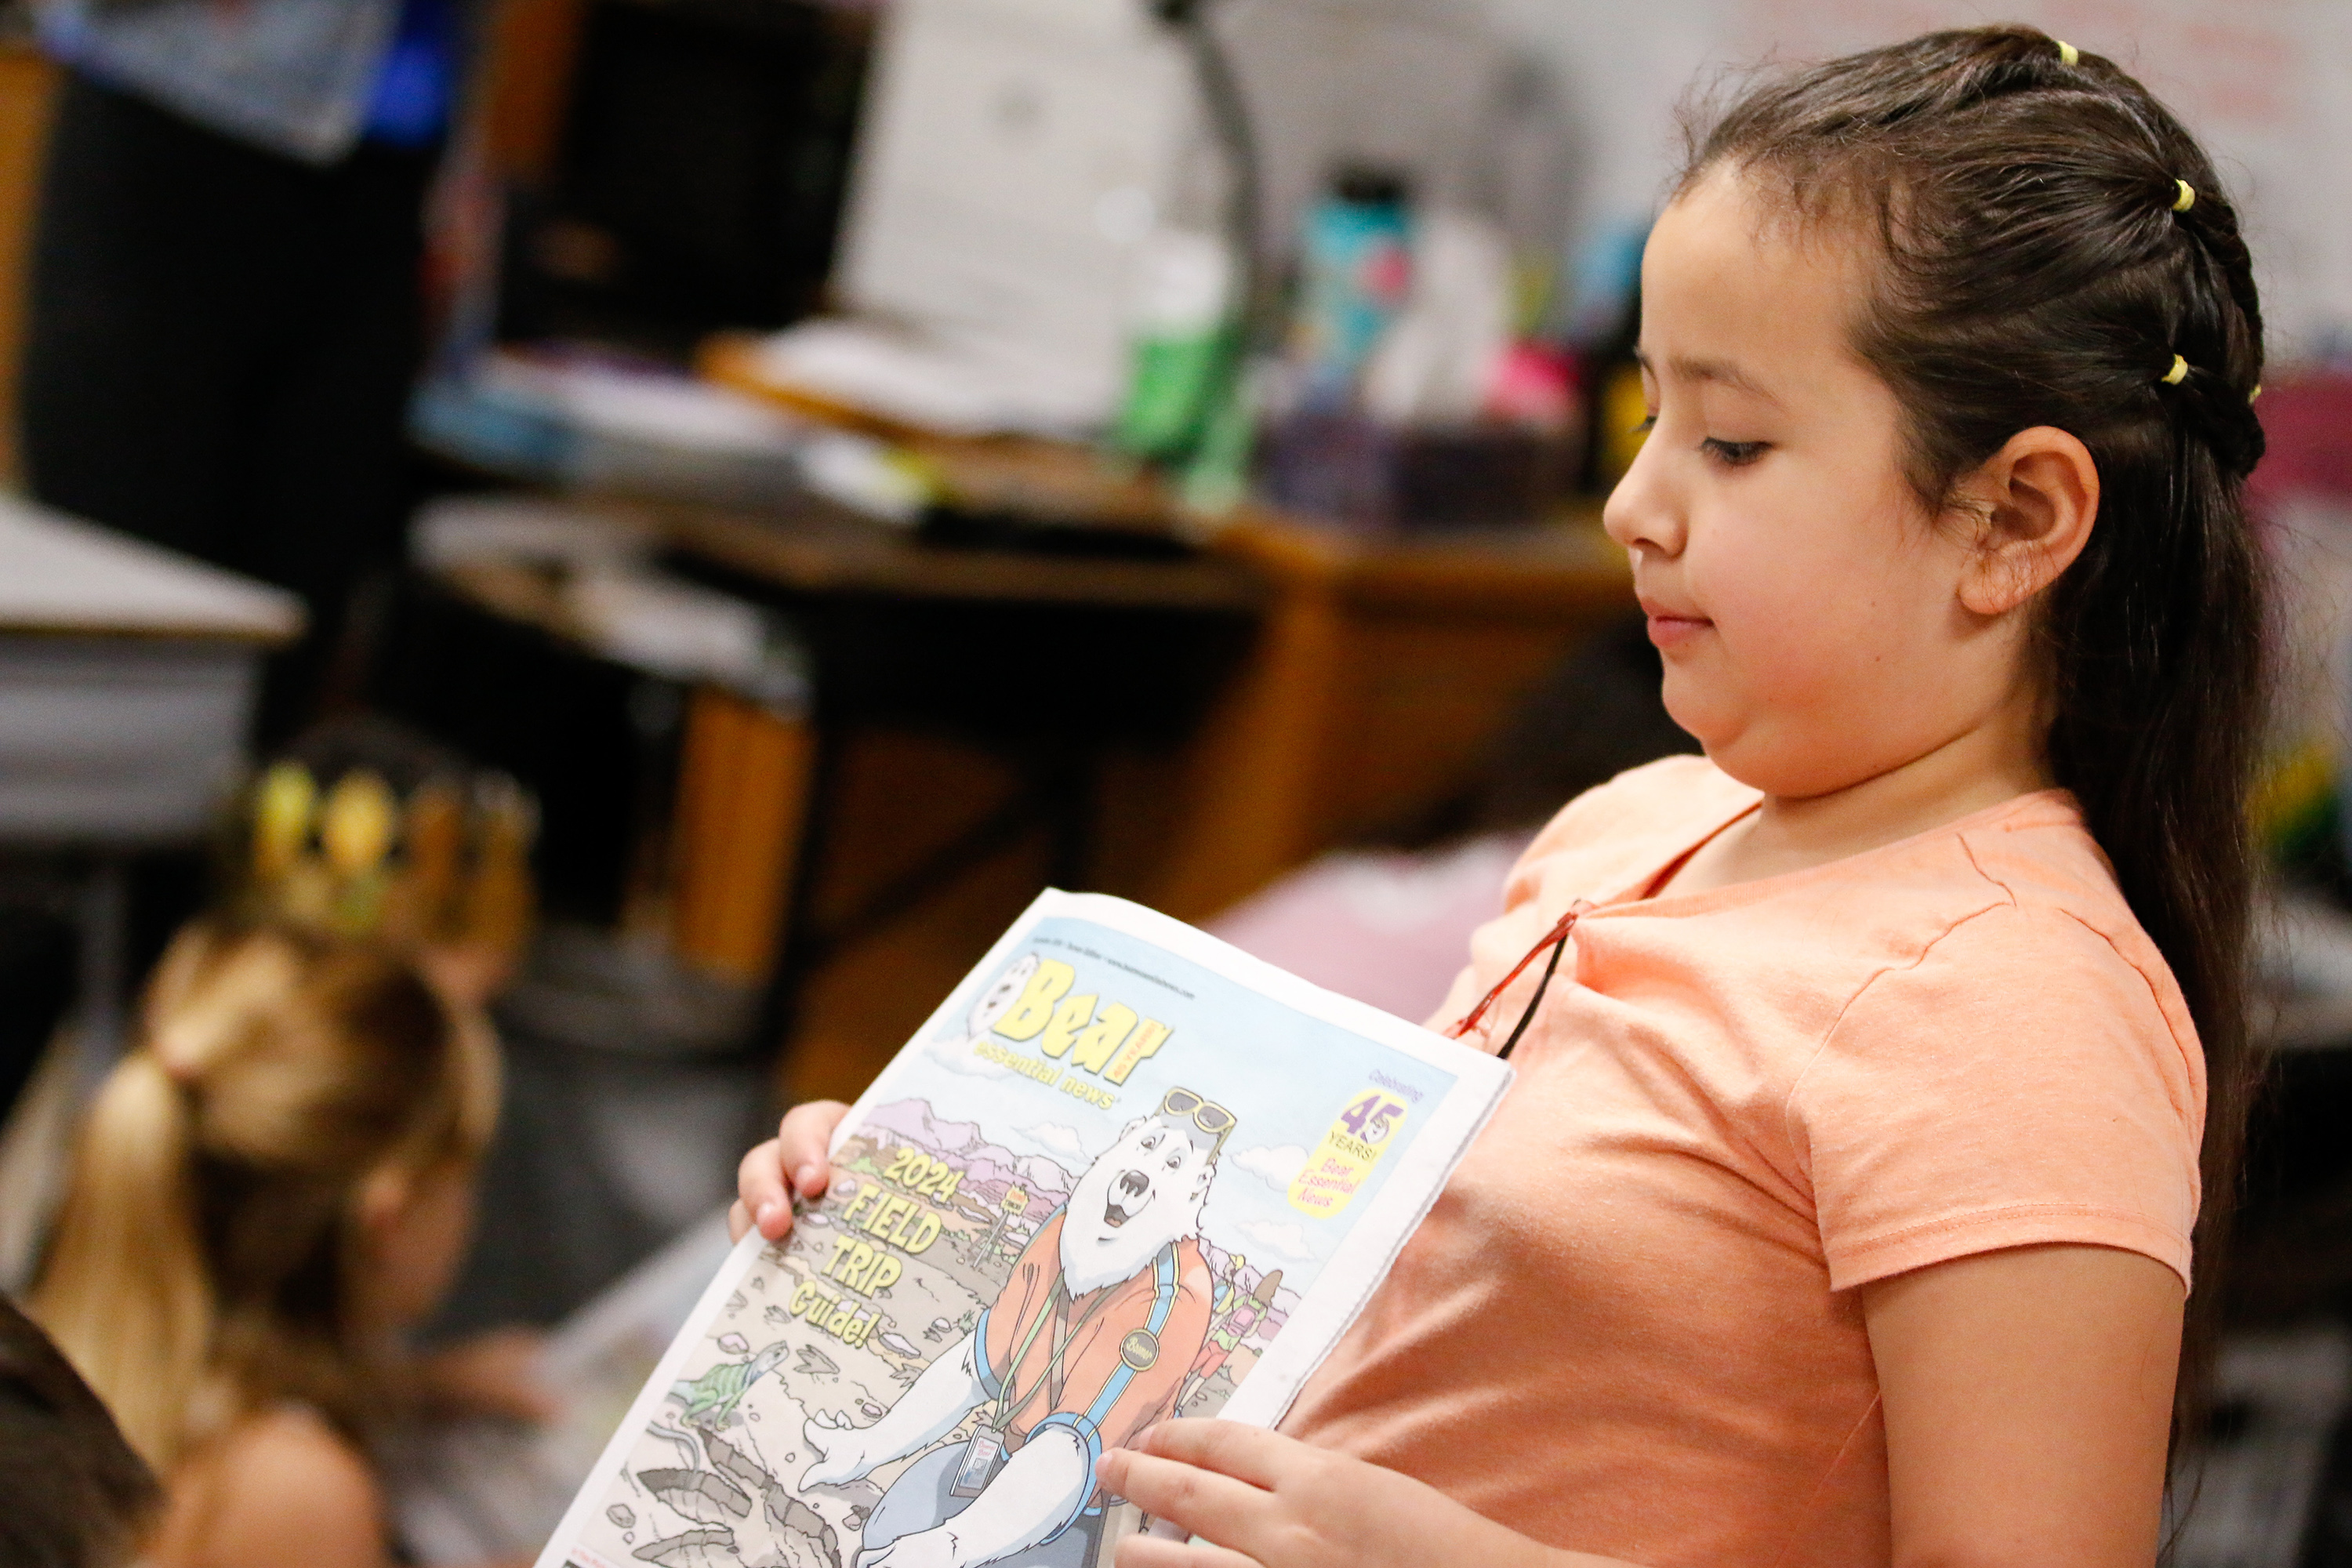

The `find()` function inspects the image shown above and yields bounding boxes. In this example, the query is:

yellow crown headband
[2055,39,2079,66]
[241,760,538,957]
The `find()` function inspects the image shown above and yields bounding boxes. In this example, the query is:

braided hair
[1680,25,2267,1444]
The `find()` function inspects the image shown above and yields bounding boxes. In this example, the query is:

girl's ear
[357,1163,412,1237]
[1952,426,2100,617]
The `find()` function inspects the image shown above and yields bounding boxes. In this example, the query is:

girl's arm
[1867,1243,2181,1568]
[1100,1242,2183,1568]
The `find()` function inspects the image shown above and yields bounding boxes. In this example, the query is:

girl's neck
[1666,708,2053,897]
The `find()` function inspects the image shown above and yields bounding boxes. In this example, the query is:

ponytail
[34,1054,216,1469]
[31,921,497,1472]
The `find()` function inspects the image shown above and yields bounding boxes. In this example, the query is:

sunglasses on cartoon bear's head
[1158,1087,1236,1145]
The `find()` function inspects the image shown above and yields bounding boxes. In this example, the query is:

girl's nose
[1602,429,1684,560]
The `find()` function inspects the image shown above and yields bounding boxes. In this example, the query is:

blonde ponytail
[31,920,497,1474]
[34,1053,216,1469]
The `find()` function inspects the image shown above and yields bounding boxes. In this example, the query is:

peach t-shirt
[1282,756,2205,1568]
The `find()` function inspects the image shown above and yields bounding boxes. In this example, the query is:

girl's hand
[412,1327,557,1425]
[730,1100,851,1243]
[1099,1422,1597,1568]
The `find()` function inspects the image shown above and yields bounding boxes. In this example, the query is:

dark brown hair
[1681,25,2266,1423]
[0,1294,159,1567]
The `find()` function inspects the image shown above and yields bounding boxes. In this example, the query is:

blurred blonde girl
[33,919,512,1568]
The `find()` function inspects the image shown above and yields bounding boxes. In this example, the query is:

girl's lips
[1646,613,1711,650]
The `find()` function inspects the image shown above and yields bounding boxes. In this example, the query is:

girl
[737,27,2267,1568]
[32,920,514,1568]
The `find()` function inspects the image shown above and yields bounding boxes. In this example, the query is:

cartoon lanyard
[1445,899,1593,1062]
[953,1279,1117,1497]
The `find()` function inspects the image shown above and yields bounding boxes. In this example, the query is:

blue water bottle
[1292,165,1414,409]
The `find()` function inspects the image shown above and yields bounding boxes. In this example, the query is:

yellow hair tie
[2172,179,2196,213]
[2250,383,2263,404]
[2161,354,2189,386]
[2055,39,2080,65]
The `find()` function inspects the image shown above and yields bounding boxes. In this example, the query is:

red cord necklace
[1446,899,1592,1061]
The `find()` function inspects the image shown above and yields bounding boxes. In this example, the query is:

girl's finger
[1134,1420,1304,1491]
[1116,1531,1265,1568]
[778,1101,851,1197]
[1100,1448,1274,1549]
[735,1140,795,1240]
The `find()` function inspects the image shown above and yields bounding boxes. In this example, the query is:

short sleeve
[1789,902,2205,1292]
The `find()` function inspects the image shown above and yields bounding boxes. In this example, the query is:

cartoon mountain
[854,1099,1305,1328]
[855,1099,1076,1211]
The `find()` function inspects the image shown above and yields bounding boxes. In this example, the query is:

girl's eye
[1633,414,1658,435]
[1702,437,1769,468]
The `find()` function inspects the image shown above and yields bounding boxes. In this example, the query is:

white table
[0,496,302,1059]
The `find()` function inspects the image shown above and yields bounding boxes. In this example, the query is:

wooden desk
[0,45,58,486]
[679,343,1633,1098]
[698,333,1634,920]
[655,494,1265,617]
[1154,513,1629,920]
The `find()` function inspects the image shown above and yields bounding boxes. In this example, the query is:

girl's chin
[1656,684,1721,750]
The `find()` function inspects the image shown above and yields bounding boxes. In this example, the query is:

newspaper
[392,1212,739,1562]
[536,890,1513,1568]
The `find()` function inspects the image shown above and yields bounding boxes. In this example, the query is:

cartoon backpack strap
[1031,1242,1183,1542]
[974,1203,1067,1399]
[1081,1242,1181,1435]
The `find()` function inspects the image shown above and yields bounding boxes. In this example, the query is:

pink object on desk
[2250,373,2352,511]
[1206,835,1530,1024]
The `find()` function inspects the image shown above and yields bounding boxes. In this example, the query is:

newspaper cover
[392,1213,739,1561]
[536,890,1514,1568]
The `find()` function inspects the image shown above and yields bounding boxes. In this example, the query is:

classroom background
[2,0,2351,1563]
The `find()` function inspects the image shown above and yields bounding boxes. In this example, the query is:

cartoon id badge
[949,1425,1007,1498]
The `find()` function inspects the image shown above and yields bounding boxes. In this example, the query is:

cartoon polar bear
[802,1089,1232,1568]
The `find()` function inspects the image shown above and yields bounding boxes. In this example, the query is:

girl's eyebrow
[1633,348,1784,407]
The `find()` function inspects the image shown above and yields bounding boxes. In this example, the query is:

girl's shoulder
[1789,811,2207,1291]
[1507,764,2192,1062]
[1875,790,2190,1039]
[154,1406,388,1568]
[1509,754,1756,902]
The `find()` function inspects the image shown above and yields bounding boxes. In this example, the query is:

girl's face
[1603,168,2038,800]
[358,1157,478,1331]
